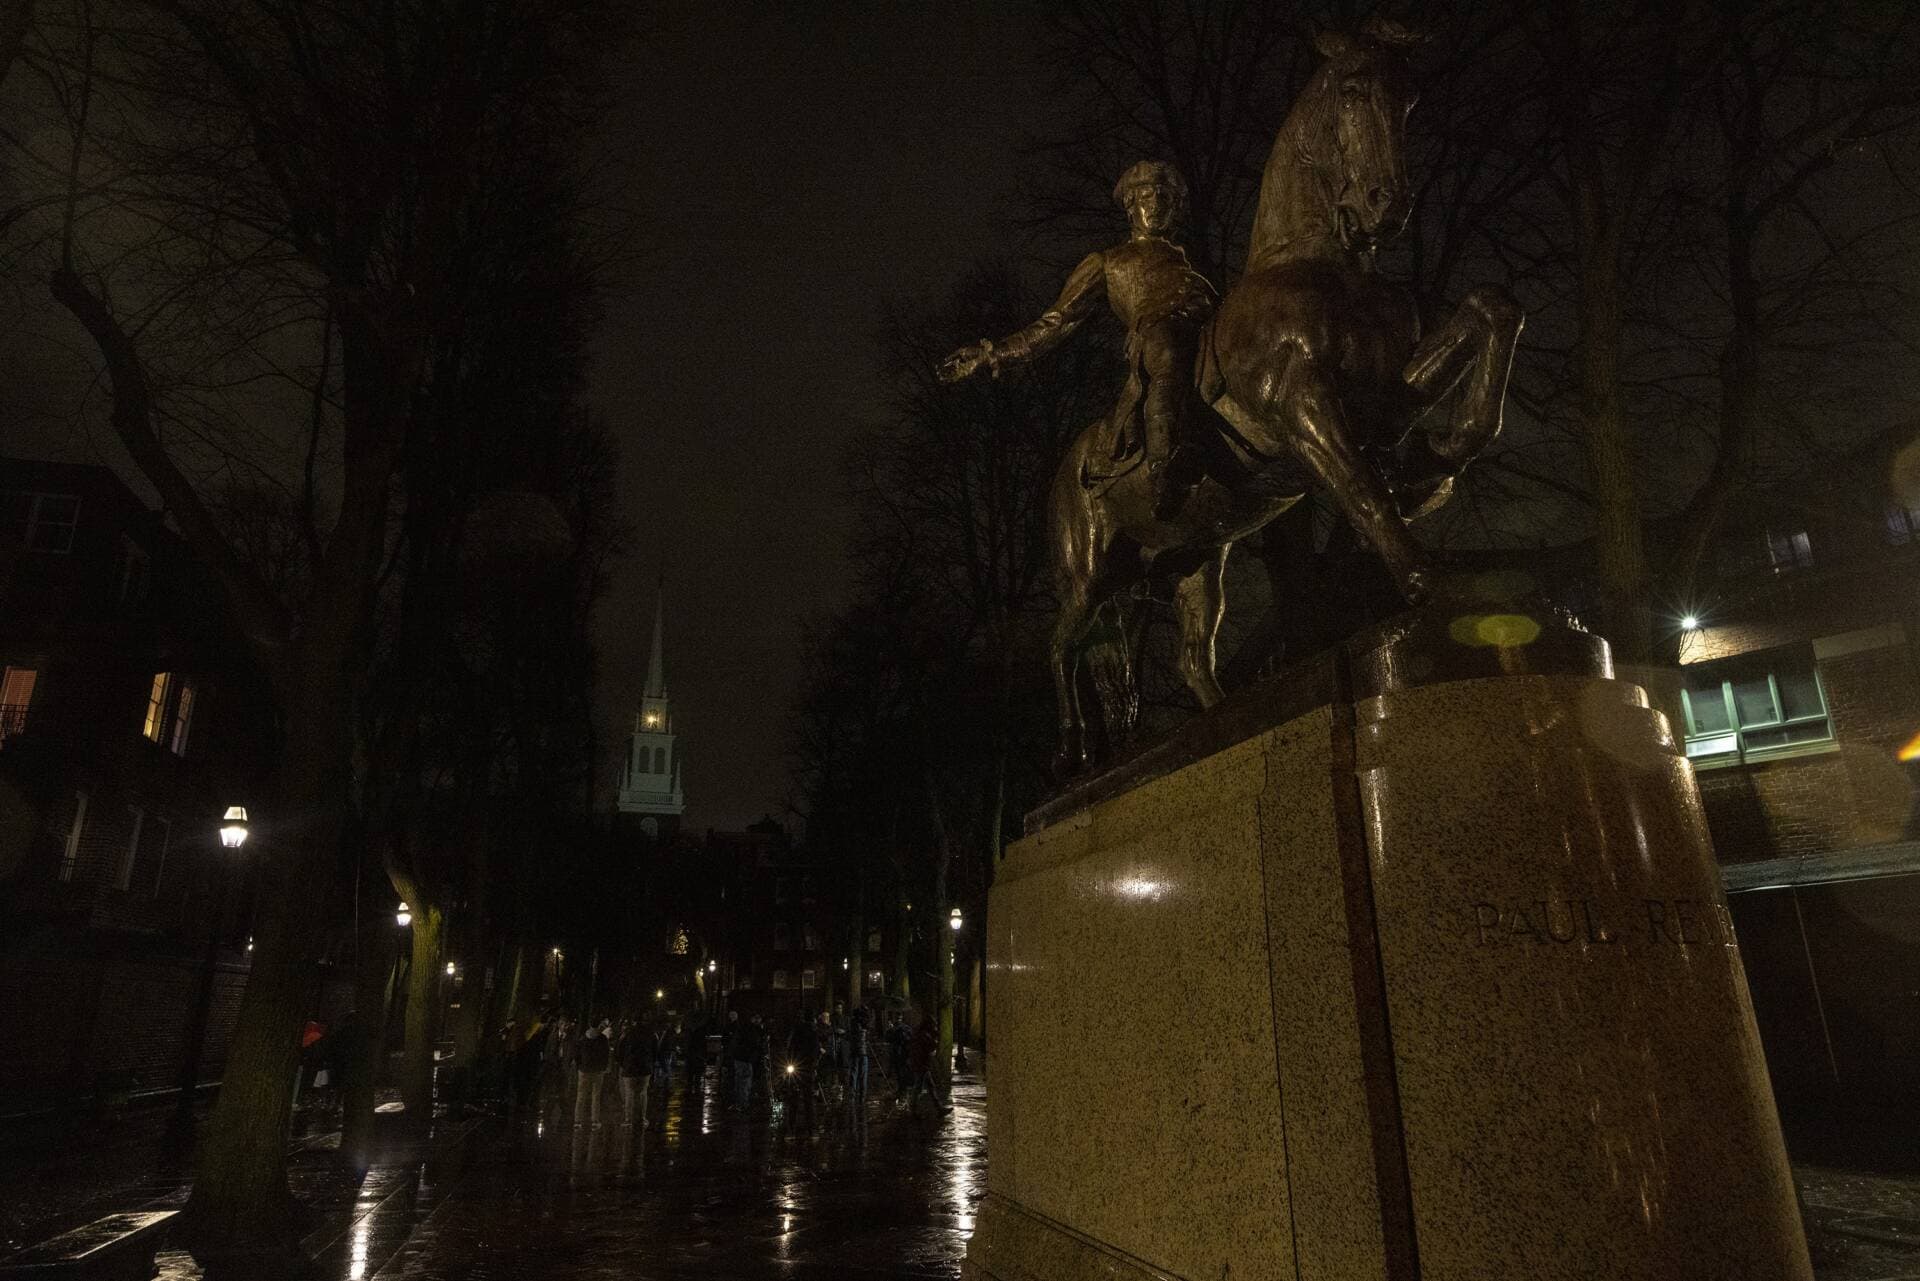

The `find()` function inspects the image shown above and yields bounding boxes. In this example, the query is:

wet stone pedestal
[964,602,1812,1281]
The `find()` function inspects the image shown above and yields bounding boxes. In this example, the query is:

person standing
[616,1019,650,1129]
[684,1017,709,1093]
[846,1007,873,1121]
[729,1012,756,1112]
[785,1012,822,1132]
[574,1018,612,1129]
[907,1016,951,1116]
[749,1014,771,1109]
[887,1013,911,1104]
[649,1019,675,1092]
[720,1010,743,1107]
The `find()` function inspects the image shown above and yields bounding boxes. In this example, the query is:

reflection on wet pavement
[151,1070,983,1280]
[381,1070,983,1280]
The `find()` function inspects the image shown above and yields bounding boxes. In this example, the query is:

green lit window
[1680,654,1832,764]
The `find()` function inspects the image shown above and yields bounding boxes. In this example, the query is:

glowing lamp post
[395,901,413,928]
[168,804,252,1146]
[219,806,249,849]
[949,906,963,932]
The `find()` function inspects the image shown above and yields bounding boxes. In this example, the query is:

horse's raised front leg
[1267,358,1431,604]
[1173,546,1230,709]
[1404,284,1523,467]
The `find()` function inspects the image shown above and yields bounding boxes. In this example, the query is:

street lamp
[219,806,249,849]
[445,961,457,977]
[395,901,412,928]
[168,804,252,1149]
[655,988,665,1001]
[949,906,963,932]
[706,959,716,973]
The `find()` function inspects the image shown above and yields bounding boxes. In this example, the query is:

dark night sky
[588,3,1053,831]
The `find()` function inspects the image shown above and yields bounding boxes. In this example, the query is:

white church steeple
[618,580,684,826]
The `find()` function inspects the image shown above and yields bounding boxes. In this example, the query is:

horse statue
[1040,23,1523,774]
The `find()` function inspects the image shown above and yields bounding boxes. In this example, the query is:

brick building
[1663,431,1920,1136]
[0,458,268,1108]
[706,817,894,1022]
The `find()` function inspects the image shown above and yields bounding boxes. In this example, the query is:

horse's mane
[1244,28,1417,274]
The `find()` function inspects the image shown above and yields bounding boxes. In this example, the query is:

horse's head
[1307,21,1423,255]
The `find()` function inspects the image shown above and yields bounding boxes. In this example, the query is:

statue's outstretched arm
[991,252,1106,365]
[938,253,1106,384]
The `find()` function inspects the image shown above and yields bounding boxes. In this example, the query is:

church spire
[619,574,684,830]
[645,577,667,699]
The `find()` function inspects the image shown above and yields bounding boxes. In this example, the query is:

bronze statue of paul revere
[944,23,1526,774]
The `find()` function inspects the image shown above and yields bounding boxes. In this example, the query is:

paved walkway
[7,1070,1919,1279]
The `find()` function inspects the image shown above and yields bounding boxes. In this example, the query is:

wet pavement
[6,1071,1919,1279]
[122,1068,983,1280]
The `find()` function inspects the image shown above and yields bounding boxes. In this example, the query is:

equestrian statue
[939,22,1523,774]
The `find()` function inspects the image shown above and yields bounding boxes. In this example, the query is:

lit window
[867,929,882,954]
[142,673,172,742]
[1681,652,1833,764]
[867,969,884,987]
[772,969,789,990]
[0,666,36,743]
[802,924,820,952]
[1766,527,1813,572]
[800,968,817,990]
[169,682,194,757]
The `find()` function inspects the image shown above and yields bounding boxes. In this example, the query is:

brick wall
[1698,640,1920,865]
[0,954,248,1103]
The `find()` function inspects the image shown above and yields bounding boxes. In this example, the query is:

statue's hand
[937,341,994,384]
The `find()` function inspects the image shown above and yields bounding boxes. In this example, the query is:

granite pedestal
[964,604,1811,1281]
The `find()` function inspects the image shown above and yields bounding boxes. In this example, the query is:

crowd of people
[491,1001,958,1134]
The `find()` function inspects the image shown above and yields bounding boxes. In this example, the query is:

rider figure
[939,160,1216,520]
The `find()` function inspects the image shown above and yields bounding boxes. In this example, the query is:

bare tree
[7,0,617,1258]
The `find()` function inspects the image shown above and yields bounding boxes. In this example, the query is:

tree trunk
[926,773,956,1089]
[339,910,396,1170]
[180,662,349,1258]
[400,902,446,1123]
[894,896,912,1003]
[968,957,984,1045]
[1576,236,1654,664]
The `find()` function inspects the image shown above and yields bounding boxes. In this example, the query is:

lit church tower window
[618,580,684,836]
